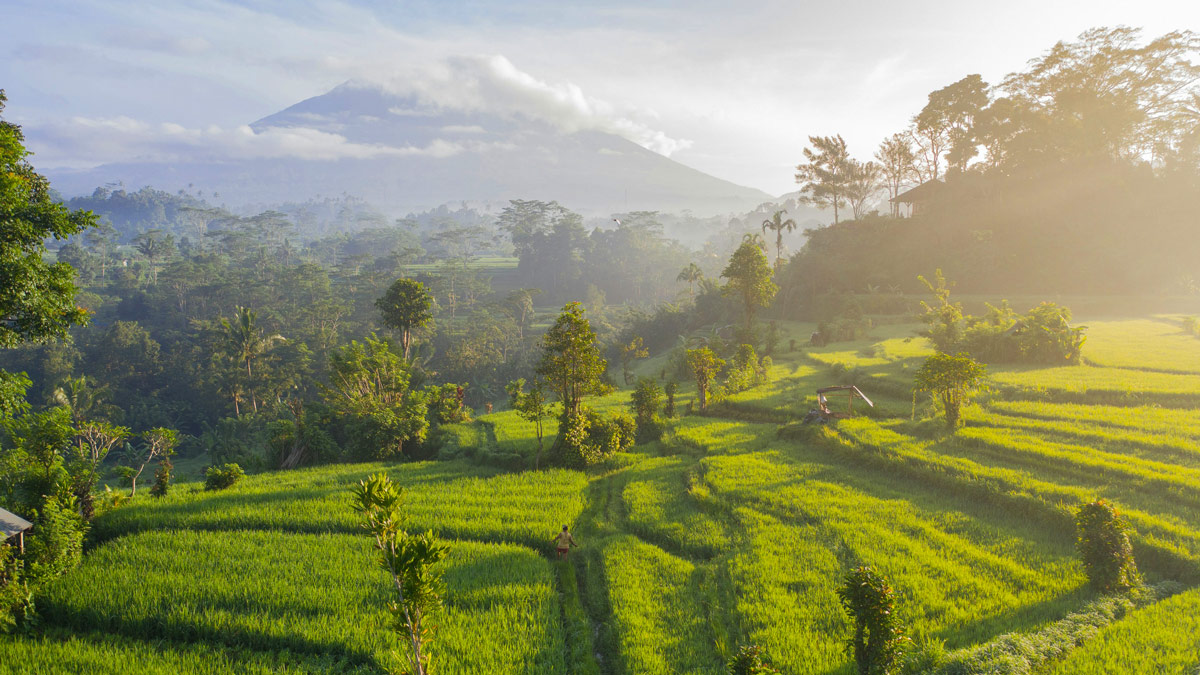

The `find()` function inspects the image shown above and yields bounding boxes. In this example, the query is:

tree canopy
[0,90,95,349]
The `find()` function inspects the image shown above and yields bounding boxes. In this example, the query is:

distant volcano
[47,82,774,214]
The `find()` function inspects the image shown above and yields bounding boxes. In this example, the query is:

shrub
[728,644,780,674]
[913,352,987,428]
[631,378,664,443]
[838,566,909,675]
[1076,500,1140,592]
[149,456,172,498]
[24,496,85,587]
[204,463,245,491]
[0,543,31,632]
[428,383,470,424]
[551,408,636,468]
[664,382,678,418]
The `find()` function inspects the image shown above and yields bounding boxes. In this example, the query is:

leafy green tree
[795,134,851,223]
[0,90,94,349]
[352,473,449,675]
[323,335,428,459]
[506,378,551,469]
[537,303,608,420]
[686,347,725,411]
[1076,500,1140,592]
[760,210,797,268]
[677,262,704,297]
[376,278,434,360]
[722,241,778,335]
[620,336,649,385]
[838,566,909,675]
[913,352,987,428]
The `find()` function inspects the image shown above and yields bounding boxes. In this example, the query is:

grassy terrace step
[32,531,568,674]
[1046,585,1200,675]
[92,459,586,554]
[825,419,1200,581]
[0,630,377,675]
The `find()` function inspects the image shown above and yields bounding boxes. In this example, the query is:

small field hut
[0,507,33,555]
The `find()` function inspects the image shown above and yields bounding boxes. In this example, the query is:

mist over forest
[2,15,1200,675]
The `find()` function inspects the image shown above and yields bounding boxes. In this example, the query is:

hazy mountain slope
[48,83,773,215]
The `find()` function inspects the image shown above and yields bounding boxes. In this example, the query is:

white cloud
[370,54,693,156]
[31,117,471,165]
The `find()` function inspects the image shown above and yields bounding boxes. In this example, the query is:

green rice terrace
[4,315,1200,674]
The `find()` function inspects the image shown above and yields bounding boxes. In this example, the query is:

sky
[3,0,1198,196]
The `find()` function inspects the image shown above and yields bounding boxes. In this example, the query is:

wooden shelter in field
[891,179,944,217]
[0,507,32,555]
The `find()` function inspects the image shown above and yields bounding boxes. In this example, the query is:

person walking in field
[555,525,578,559]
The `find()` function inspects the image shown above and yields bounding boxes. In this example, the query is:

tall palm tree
[676,262,704,297]
[220,306,285,414]
[761,210,798,268]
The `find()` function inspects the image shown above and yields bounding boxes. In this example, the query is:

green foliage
[428,383,470,425]
[376,278,434,359]
[725,344,768,394]
[0,90,94,350]
[1076,500,1140,592]
[505,378,552,469]
[838,566,909,675]
[352,473,450,675]
[686,347,725,410]
[324,334,428,459]
[728,644,780,674]
[664,381,678,418]
[917,270,964,354]
[204,463,245,491]
[630,377,664,442]
[150,456,173,498]
[24,496,85,587]
[125,427,178,498]
[537,302,609,420]
[0,543,30,633]
[721,241,778,332]
[552,408,635,469]
[913,352,987,428]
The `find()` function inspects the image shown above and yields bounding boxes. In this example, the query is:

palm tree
[220,306,285,414]
[676,263,704,297]
[52,376,109,427]
[761,210,797,268]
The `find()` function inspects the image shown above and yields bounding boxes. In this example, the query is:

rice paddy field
[4,311,1200,673]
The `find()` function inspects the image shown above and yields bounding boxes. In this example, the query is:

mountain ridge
[46,81,774,215]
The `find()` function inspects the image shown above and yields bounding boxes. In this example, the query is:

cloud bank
[370,54,693,156]
[31,116,475,166]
